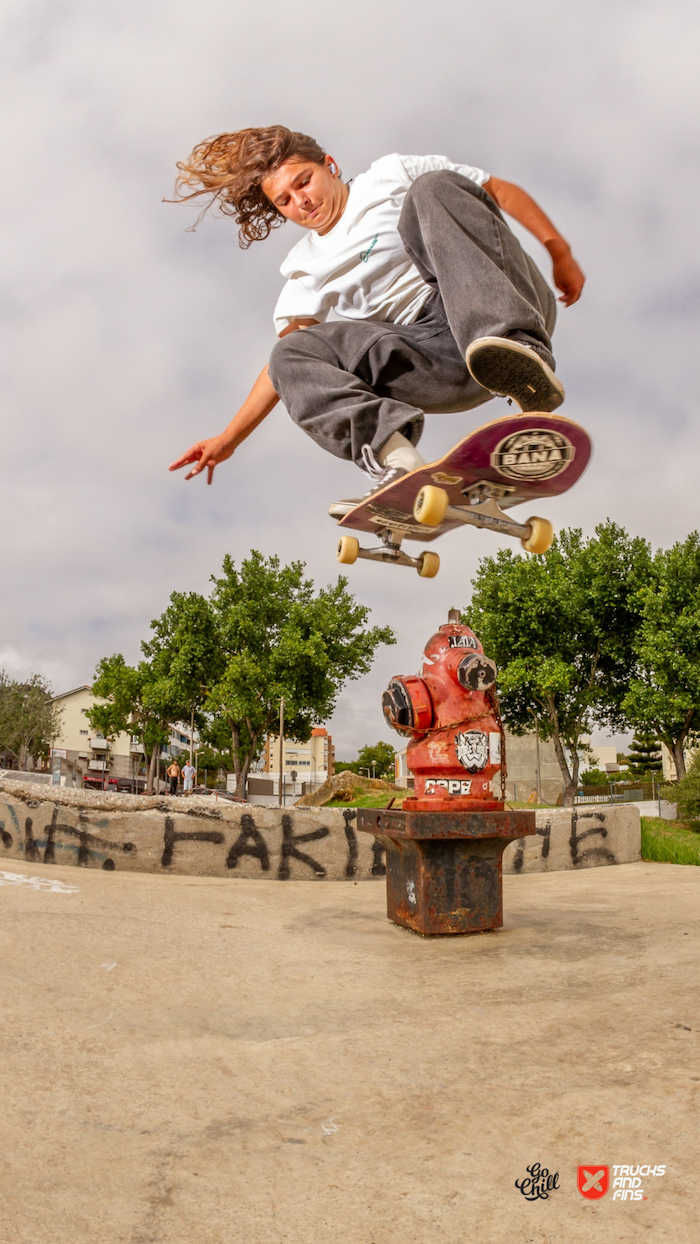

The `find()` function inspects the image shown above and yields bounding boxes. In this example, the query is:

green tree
[180,743,231,786]
[332,761,364,776]
[626,731,662,778]
[356,741,396,779]
[87,655,181,793]
[578,767,611,787]
[141,591,222,762]
[463,521,651,806]
[623,534,700,780]
[0,673,63,770]
[206,552,395,797]
[87,552,394,799]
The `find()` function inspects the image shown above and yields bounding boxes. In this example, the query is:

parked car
[109,776,148,794]
[82,774,147,794]
[83,773,107,791]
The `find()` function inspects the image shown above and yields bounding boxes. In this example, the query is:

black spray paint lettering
[23,816,40,863]
[226,813,270,872]
[343,809,359,878]
[511,837,526,873]
[278,814,330,880]
[371,839,386,876]
[511,817,553,871]
[161,817,225,868]
[569,810,616,867]
[41,809,137,870]
[42,807,76,864]
[537,819,552,859]
[4,799,385,878]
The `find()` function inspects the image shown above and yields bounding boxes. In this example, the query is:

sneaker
[359,443,410,493]
[328,446,412,520]
[466,337,565,412]
[328,499,358,520]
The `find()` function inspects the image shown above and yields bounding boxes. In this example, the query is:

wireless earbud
[329,162,337,174]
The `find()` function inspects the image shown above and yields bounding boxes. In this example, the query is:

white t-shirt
[273,154,489,335]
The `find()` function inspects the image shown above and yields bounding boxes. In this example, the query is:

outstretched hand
[168,434,234,484]
[548,242,586,307]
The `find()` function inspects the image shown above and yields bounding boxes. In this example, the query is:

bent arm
[169,318,318,484]
[483,176,585,306]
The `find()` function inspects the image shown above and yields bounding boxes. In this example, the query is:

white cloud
[1,0,699,755]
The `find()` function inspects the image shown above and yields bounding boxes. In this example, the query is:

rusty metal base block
[357,808,536,936]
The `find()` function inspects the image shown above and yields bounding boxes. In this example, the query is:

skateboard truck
[337,527,440,578]
[335,483,551,578]
[413,482,552,555]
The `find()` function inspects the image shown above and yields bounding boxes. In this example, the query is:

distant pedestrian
[167,760,181,795]
[182,761,196,794]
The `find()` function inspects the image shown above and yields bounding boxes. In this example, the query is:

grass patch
[641,817,700,866]
[325,792,406,809]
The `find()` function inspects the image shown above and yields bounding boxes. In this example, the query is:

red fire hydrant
[357,611,535,935]
[381,613,505,812]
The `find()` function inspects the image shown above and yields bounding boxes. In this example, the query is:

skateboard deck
[337,411,591,543]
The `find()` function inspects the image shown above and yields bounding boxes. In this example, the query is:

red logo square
[577,1166,609,1199]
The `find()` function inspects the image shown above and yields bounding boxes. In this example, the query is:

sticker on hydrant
[425,779,472,795]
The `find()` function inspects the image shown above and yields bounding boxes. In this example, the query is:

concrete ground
[0,861,697,1243]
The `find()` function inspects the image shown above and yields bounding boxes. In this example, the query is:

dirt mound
[294,769,401,808]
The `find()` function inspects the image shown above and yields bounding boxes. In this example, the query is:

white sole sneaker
[466,337,565,412]
[328,499,358,520]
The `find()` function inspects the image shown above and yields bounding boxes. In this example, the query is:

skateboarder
[169,126,585,498]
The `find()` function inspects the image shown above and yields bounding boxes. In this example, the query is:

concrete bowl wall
[0,780,641,881]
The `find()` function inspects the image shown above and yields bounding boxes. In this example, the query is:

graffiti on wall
[0,799,385,880]
[0,797,629,880]
[1,803,137,871]
[510,808,617,872]
[341,809,386,878]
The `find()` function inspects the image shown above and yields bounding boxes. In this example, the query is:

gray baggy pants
[268,171,557,466]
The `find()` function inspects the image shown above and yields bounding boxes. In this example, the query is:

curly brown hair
[174,126,328,248]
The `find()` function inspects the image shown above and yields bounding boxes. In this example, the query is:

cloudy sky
[1,0,698,758]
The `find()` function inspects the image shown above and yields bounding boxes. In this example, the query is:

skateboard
[332,412,592,578]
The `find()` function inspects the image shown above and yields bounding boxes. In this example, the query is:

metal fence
[574,782,660,805]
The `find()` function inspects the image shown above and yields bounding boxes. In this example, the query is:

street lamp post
[528,709,541,803]
[278,697,285,808]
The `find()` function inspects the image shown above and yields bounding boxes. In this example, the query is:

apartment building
[50,686,195,783]
[261,728,334,787]
[661,741,696,782]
